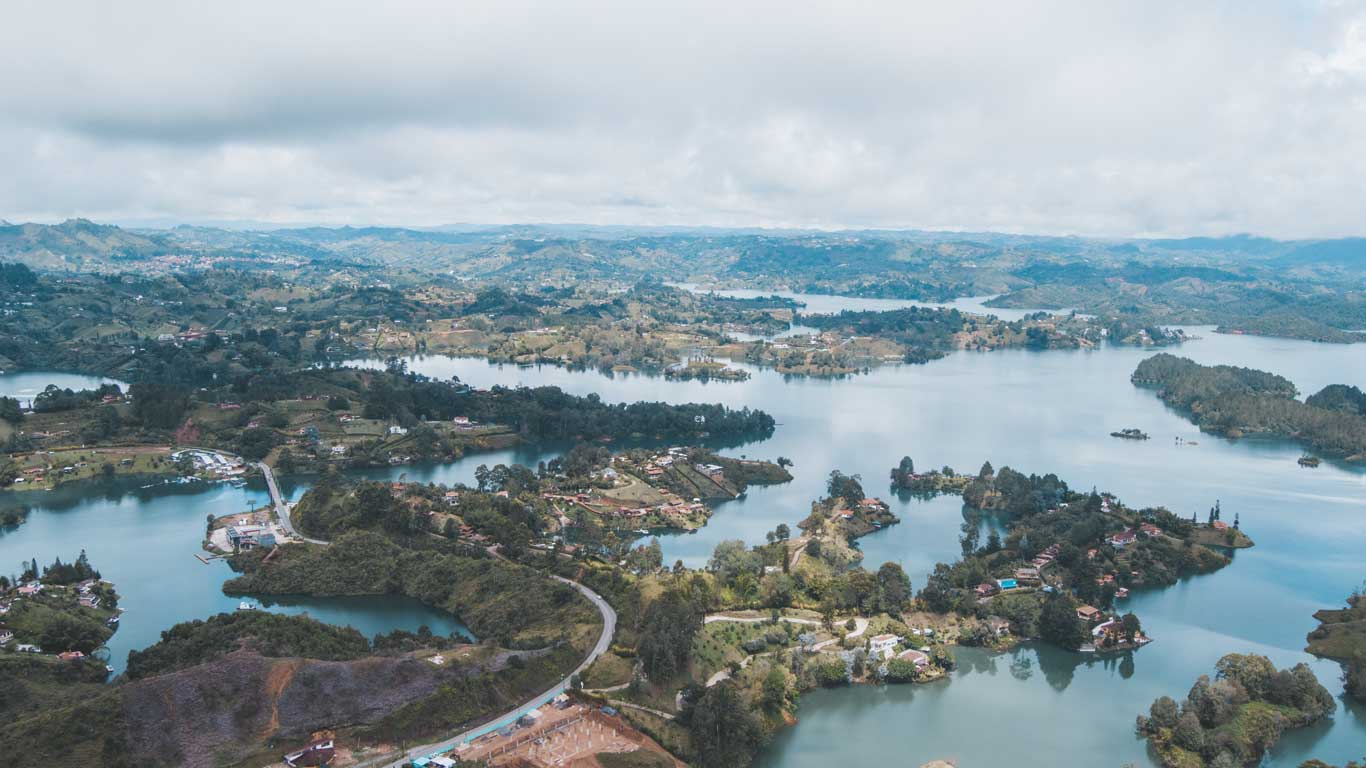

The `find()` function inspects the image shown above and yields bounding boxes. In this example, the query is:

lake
[0,476,471,673]
[0,370,124,408]
[3,310,1365,765]
[363,325,1366,767]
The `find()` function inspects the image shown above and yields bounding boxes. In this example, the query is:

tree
[1149,695,1179,729]
[638,588,703,681]
[688,683,764,768]
[1173,711,1205,752]
[774,523,790,542]
[709,539,761,584]
[827,470,865,507]
[1039,595,1087,651]
[875,562,912,613]
[1121,613,1141,643]
[761,666,787,712]
[0,396,24,424]
[979,460,994,479]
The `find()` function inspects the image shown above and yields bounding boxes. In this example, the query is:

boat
[1109,428,1149,440]
[1298,455,1321,468]
[237,601,256,611]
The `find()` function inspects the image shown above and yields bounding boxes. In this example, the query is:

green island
[1304,588,1366,705]
[1,551,120,659]
[896,458,1252,652]
[1131,354,1366,461]
[1137,654,1336,767]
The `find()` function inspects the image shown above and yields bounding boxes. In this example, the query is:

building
[58,650,85,661]
[1076,605,1103,623]
[78,595,101,609]
[0,625,12,645]
[227,526,277,550]
[283,739,335,767]
[1014,567,1041,583]
[869,633,901,659]
[1107,529,1138,548]
[388,425,408,436]
[987,617,1011,637]
[895,648,930,668]
[1139,523,1162,537]
[996,578,1019,591]
[974,582,998,598]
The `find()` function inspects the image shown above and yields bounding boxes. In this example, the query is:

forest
[1133,354,1366,459]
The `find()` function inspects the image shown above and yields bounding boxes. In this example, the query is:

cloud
[1,0,1364,237]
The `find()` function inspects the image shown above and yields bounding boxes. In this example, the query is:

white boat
[237,601,256,611]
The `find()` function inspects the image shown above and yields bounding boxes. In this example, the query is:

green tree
[688,683,764,768]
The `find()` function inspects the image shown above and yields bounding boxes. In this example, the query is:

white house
[868,633,901,659]
[0,626,13,645]
[388,425,408,436]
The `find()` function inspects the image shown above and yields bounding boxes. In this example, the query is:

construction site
[426,703,680,768]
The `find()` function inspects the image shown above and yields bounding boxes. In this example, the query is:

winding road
[386,574,617,767]
[253,460,618,767]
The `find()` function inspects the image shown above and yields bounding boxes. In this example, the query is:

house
[868,633,900,659]
[974,582,998,598]
[0,625,12,645]
[695,463,724,479]
[1107,529,1138,548]
[996,578,1019,591]
[987,617,1011,637]
[1115,587,1130,599]
[1139,523,1162,537]
[78,595,101,609]
[1076,605,1103,623]
[330,444,347,455]
[1212,520,1229,531]
[388,425,408,436]
[283,739,335,767]
[76,578,98,594]
[16,643,41,653]
[58,650,85,661]
[895,648,930,668]
[17,583,43,596]
[1014,567,1041,583]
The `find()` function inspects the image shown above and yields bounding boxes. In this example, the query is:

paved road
[255,462,328,545]
[252,463,618,767]
[387,573,618,767]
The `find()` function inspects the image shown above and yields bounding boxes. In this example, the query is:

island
[1131,354,1366,461]
[894,459,1253,654]
[1136,654,1335,767]
[1304,589,1366,705]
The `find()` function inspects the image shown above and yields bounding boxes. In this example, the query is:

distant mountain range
[1,217,1363,282]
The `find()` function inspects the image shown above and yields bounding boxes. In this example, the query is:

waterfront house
[1115,587,1130,599]
[869,633,901,659]
[78,595,101,609]
[58,650,85,661]
[896,648,930,668]
[1212,520,1229,531]
[1076,605,1102,623]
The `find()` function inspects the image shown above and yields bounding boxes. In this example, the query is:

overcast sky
[2,1,1364,237]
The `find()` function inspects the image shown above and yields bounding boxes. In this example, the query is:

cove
[0,475,472,675]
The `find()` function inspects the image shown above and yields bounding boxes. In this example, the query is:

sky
[2,0,1365,238]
